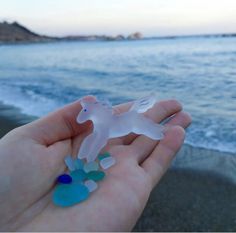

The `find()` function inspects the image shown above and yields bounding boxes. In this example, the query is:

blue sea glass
[64,155,76,171]
[70,169,87,182]
[74,158,84,170]
[53,183,89,207]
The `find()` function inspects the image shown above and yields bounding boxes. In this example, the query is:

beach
[136,145,236,231]
[0,102,35,137]
[1,102,236,231]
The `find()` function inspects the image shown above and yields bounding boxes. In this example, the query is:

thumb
[24,99,92,146]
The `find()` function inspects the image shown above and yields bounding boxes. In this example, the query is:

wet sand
[0,102,236,231]
[0,102,35,138]
[134,169,236,231]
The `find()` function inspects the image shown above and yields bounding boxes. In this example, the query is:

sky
[0,0,236,37]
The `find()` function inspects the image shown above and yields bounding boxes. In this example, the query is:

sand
[0,102,35,137]
[0,102,236,231]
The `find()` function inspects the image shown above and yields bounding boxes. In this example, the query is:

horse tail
[129,93,157,113]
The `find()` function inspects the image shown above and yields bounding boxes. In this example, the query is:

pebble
[57,174,72,184]
[70,169,87,182]
[100,156,116,170]
[98,152,111,161]
[86,170,105,181]
[64,155,76,171]
[74,158,84,170]
[83,161,99,173]
[53,183,89,207]
[84,180,98,192]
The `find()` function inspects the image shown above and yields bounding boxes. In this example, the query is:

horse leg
[87,130,109,162]
[133,117,164,140]
[77,132,98,159]
[86,131,109,162]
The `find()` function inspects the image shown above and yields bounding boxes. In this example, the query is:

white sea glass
[76,93,164,162]
[100,157,116,170]
[84,180,98,192]
[83,161,99,173]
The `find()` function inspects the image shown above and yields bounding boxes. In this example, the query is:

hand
[0,98,191,231]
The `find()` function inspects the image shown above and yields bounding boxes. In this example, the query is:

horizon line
[1,20,236,40]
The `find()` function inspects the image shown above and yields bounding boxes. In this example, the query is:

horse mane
[96,100,113,112]
[81,97,112,112]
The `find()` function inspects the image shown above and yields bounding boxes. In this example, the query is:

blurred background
[0,0,236,231]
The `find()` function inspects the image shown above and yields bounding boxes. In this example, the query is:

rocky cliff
[0,21,143,43]
[0,21,54,42]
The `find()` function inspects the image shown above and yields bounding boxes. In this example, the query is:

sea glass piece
[53,183,89,207]
[76,94,164,162]
[100,157,116,170]
[74,158,84,170]
[84,180,98,192]
[64,155,76,171]
[98,152,111,161]
[57,174,72,184]
[86,170,105,181]
[70,169,87,182]
[83,161,99,173]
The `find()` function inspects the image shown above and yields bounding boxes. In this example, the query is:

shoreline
[1,102,236,231]
[173,143,236,184]
[0,101,36,137]
[1,32,236,46]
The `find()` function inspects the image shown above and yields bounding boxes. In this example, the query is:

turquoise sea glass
[53,183,89,207]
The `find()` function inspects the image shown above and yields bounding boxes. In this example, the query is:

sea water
[0,37,235,153]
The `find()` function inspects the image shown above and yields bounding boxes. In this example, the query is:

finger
[104,100,183,150]
[141,126,185,187]
[113,101,133,114]
[25,99,132,147]
[122,99,182,145]
[165,111,192,128]
[128,111,191,163]
[24,99,93,145]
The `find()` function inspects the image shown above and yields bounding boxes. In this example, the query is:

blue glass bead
[57,174,72,184]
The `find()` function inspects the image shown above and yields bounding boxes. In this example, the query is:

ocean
[0,37,235,153]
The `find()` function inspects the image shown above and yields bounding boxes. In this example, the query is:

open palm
[0,98,191,231]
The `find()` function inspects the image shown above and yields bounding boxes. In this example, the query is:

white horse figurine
[76,94,164,162]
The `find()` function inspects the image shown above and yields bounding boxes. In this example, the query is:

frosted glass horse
[76,94,164,162]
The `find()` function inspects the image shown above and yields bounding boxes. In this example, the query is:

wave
[0,81,235,154]
[0,37,236,154]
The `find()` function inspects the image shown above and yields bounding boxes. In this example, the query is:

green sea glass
[98,152,111,161]
[87,170,105,181]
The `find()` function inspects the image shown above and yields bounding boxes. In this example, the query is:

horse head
[76,96,113,124]
[76,97,97,123]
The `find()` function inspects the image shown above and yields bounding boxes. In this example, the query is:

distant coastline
[0,21,143,43]
[0,21,236,44]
